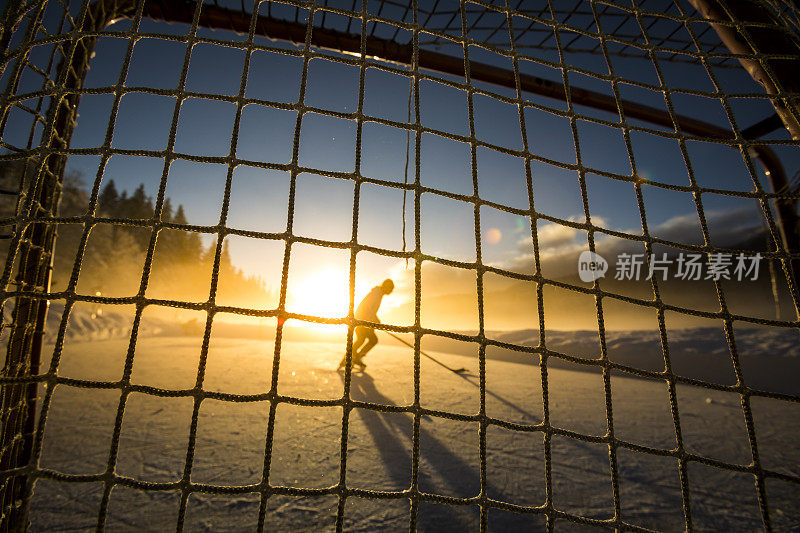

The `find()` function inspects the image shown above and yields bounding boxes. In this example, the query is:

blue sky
[3,5,798,301]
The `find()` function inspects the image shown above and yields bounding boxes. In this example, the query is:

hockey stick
[384,331,469,374]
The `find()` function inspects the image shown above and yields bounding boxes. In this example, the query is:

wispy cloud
[389,207,766,297]
[506,206,764,276]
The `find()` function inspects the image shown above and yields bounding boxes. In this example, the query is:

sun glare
[289,269,352,320]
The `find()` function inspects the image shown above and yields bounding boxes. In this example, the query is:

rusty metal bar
[688,0,800,140]
[141,1,770,139]
[0,1,138,530]
[686,0,800,289]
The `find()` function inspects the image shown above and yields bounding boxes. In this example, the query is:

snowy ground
[23,328,800,531]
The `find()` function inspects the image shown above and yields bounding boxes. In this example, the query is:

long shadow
[458,373,540,423]
[341,372,531,531]
[381,337,541,423]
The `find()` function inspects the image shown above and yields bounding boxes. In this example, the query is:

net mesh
[1,0,800,530]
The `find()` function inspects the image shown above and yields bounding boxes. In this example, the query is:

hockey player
[339,279,394,371]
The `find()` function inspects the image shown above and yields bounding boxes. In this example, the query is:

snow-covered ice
[23,321,800,531]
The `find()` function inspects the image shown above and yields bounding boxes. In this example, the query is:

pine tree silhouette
[0,167,276,305]
[98,179,119,215]
[162,197,173,222]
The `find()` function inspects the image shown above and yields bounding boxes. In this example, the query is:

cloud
[390,207,766,295]
[536,222,581,250]
[524,215,608,252]
[504,207,764,277]
[652,205,761,247]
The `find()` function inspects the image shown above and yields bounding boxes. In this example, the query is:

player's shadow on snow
[457,373,540,424]
[341,372,527,530]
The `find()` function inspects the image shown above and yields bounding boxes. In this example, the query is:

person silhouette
[339,279,394,371]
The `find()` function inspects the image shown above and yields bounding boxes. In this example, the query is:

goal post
[687,0,800,140]
[0,1,135,526]
[1,0,800,530]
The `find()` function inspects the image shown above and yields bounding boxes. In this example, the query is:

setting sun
[288,268,354,319]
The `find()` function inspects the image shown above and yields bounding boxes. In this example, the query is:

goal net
[1,0,799,530]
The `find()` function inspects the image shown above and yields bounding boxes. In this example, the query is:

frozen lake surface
[24,332,800,531]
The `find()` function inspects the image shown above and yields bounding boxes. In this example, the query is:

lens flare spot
[485,228,502,244]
